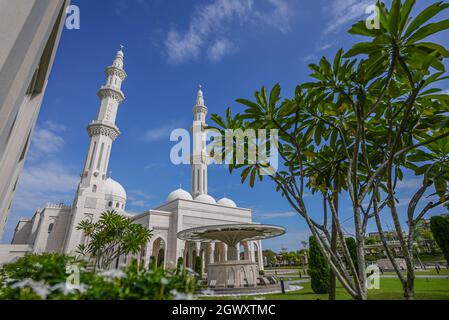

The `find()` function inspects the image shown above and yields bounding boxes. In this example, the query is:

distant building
[0,0,70,239]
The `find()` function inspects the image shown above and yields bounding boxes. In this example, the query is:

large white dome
[104,178,127,202]
[217,197,237,208]
[195,194,216,204]
[167,188,193,203]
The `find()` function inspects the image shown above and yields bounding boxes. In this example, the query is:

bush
[149,256,157,270]
[308,236,329,294]
[0,254,201,300]
[194,256,202,279]
[430,216,449,265]
[177,257,184,269]
[345,237,358,272]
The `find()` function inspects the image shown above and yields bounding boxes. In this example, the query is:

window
[48,223,54,234]
[19,131,31,162]
[88,142,96,170]
[97,143,105,170]
[108,201,113,207]
[92,185,97,193]
[116,202,120,208]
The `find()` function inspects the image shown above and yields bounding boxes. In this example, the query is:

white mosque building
[0,48,264,271]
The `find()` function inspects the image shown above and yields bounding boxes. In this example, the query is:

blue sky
[2,0,449,251]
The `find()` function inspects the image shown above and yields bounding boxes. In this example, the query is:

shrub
[176,257,184,269]
[194,256,202,279]
[149,256,157,270]
[345,237,358,272]
[430,216,449,265]
[308,236,329,294]
[0,254,201,300]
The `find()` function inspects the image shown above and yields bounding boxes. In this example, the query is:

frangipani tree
[77,211,152,270]
[209,0,449,300]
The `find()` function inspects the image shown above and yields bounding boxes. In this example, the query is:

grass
[201,278,449,300]
[383,269,449,276]
[417,254,446,263]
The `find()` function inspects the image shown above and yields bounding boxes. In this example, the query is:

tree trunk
[329,188,339,300]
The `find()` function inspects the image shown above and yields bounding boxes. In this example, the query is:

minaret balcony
[105,66,127,80]
[87,121,121,141]
[98,86,125,103]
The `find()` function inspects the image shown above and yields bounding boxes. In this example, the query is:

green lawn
[417,254,446,263]
[201,278,449,300]
[383,269,449,276]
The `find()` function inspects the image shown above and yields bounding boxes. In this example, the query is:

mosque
[0,48,264,272]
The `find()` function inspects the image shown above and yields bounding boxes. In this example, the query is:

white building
[0,0,70,239]
[0,48,264,271]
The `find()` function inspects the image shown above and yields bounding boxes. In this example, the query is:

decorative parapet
[97,86,125,103]
[45,203,72,210]
[87,121,121,141]
[105,66,127,81]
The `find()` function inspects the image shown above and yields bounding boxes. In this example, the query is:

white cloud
[28,121,66,161]
[43,120,66,132]
[300,54,318,63]
[254,211,296,221]
[263,229,310,251]
[207,39,237,62]
[324,0,374,34]
[127,189,154,209]
[397,178,423,190]
[318,43,334,51]
[163,0,294,64]
[144,121,185,142]
[11,162,78,213]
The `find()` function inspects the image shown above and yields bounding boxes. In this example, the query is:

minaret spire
[196,85,205,106]
[82,47,127,184]
[64,47,127,254]
[191,85,209,198]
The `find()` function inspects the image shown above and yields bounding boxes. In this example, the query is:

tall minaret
[191,86,209,198]
[64,47,127,254]
[81,46,127,187]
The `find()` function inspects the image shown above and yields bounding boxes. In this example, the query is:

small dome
[104,178,127,202]
[217,197,237,208]
[195,194,216,204]
[167,188,193,203]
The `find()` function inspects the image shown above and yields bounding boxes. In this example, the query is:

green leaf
[416,42,449,58]
[348,21,380,37]
[405,2,449,38]
[236,98,260,111]
[249,168,257,188]
[269,83,281,109]
[399,0,416,33]
[389,0,401,35]
[333,49,343,77]
[241,166,252,184]
[344,42,383,57]
[407,19,449,44]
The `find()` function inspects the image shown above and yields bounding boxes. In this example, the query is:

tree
[77,210,152,270]
[177,257,184,269]
[308,236,330,294]
[149,256,157,270]
[430,216,449,265]
[263,250,277,267]
[194,256,203,279]
[345,237,358,273]
[209,0,449,300]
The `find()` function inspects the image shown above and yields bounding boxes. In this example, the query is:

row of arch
[117,237,262,272]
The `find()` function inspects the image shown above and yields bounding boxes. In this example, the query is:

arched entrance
[253,242,259,263]
[152,238,166,268]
